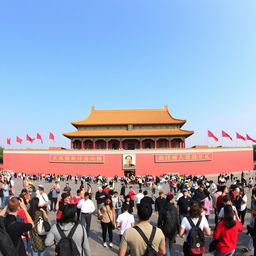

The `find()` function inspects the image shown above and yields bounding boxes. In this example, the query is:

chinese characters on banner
[49,154,105,163]
[155,153,213,163]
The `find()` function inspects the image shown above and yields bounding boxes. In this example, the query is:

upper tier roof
[71,106,186,126]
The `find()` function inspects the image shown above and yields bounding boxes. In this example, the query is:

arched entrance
[142,139,154,149]
[123,139,140,150]
[108,139,120,150]
[95,140,106,149]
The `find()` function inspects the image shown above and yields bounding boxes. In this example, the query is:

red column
[179,140,182,148]
[120,139,123,149]
[154,139,157,149]
[106,140,108,150]
[93,140,96,149]
[70,140,73,149]
[81,140,84,150]
[140,139,143,149]
[169,140,172,148]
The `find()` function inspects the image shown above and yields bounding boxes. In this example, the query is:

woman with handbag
[213,205,243,256]
[98,195,116,248]
[28,197,49,256]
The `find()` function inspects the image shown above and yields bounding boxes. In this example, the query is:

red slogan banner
[155,153,213,163]
[49,154,105,163]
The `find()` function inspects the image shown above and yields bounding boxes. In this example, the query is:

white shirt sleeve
[77,199,83,209]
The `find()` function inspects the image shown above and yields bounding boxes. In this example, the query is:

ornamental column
[154,139,157,149]
[139,139,143,149]
[81,140,85,150]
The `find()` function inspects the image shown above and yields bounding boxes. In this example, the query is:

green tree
[0,147,3,164]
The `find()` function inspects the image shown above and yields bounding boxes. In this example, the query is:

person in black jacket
[158,194,179,256]
[155,191,166,213]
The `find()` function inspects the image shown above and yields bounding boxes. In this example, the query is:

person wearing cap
[177,188,192,223]
[158,194,179,256]
[37,185,49,212]
[77,192,95,237]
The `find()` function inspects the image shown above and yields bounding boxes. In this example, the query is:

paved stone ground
[12,171,256,256]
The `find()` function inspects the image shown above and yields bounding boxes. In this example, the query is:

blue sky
[0,0,255,149]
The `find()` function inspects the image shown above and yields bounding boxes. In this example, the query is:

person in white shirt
[117,204,135,241]
[179,201,210,255]
[37,185,49,211]
[134,190,144,209]
[112,191,123,219]
[218,195,240,221]
[237,188,247,225]
[77,192,95,236]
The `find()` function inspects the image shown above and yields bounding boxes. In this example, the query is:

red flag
[7,138,11,145]
[236,132,246,141]
[26,134,35,143]
[16,136,23,144]
[49,132,55,141]
[246,134,256,143]
[222,130,232,140]
[36,133,43,143]
[208,130,218,141]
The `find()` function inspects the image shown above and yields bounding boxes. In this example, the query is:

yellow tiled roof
[71,106,186,126]
[63,129,194,138]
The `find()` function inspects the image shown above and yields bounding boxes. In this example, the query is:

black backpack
[0,217,19,256]
[134,226,161,256]
[55,223,84,256]
[186,217,206,255]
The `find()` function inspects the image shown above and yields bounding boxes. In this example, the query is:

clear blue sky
[0,0,255,149]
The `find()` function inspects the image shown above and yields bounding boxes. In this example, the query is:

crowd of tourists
[0,171,256,256]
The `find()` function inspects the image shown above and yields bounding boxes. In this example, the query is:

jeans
[214,249,235,256]
[238,209,246,225]
[101,221,113,243]
[115,208,121,219]
[165,237,174,256]
[31,250,46,256]
[80,213,92,237]
[50,198,57,211]
[179,214,187,224]
[2,197,9,207]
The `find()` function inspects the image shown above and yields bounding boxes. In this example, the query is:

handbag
[209,239,218,252]
[106,206,115,230]
[36,215,50,235]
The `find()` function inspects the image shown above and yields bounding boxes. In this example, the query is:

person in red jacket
[213,205,243,256]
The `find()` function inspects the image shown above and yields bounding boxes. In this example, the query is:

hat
[182,188,188,192]
[165,192,173,196]
[38,185,44,189]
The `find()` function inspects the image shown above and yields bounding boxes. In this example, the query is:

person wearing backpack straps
[118,204,166,256]
[0,197,34,256]
[45,204,91,256]
[179,201,210,256]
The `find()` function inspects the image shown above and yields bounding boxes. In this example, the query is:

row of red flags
[6,133,55,145]
[208,130,256,143]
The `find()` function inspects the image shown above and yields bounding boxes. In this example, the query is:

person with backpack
[118,204,166,256]
[179,201,210,256]
[0,197,34,256]
[45,204,91,256]
[28,197,49,256]
[158,194,179,256]
[213,205,243,256]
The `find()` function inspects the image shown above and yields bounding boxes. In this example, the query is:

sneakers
[109,243,113,248]
[103,242,107,247]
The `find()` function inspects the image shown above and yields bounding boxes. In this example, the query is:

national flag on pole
[236,132,246,141]
[26,134,35,143]
[246,134,256,143]
[208,130,218,141]
[49,132,55,141]
[7,138,11,145]
[221,130,232,140]
[16,136,23,144]
[36,133,43,143]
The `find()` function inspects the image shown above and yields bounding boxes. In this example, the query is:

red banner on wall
[49,154,105,163]
[155,153,213,163]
